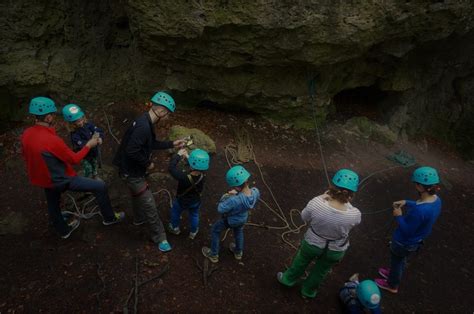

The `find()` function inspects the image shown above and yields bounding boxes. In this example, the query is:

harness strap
[310,225,349,248]
[177,174,203,198]
[130,182,149,197]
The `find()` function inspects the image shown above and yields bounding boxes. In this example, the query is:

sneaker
[166,223,181,235]
[103,212,125,226]
[61,219,81,239]
[201,247,219,263]
[188,229,199,240]
[375,278,398,293]
[378,267,390,279]
[301,288,317,299]
[277,272,297,287]
[229,242,243,260]
[133,219,146,226]
[158,240,172,252]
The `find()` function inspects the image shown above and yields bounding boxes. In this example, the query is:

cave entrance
[333,86,388,122]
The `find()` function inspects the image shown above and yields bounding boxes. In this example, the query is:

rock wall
[1,0,473,156]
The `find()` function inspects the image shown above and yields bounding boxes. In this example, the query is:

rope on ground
[102,107,121,145]
[152,188,173,208]
[63,193,101,220]
[223,128,306,250]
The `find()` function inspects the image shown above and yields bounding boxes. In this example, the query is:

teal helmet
[356,280,381,310]
[62,104,85,122]
[332,169,359,192]
[151,91,175,112]
[226,165,251,187]
[411,166,440,185]
[188,149,210,171]
[29,97,57,115]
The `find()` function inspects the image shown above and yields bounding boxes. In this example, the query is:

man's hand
[147,162,155,171]
[86,137,99,148]
[173,139,187,149]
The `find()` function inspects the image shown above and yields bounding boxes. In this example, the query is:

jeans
[44,176,115,236]
[125,176,166,243]
[170,200,201,233]
[280,239,345,297]
[210,218,244,256]
[388,240,422,288]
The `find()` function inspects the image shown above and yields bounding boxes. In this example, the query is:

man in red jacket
[21,97,125,239]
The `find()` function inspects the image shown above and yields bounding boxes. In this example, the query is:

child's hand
[393,200,406,208]
[178,148,188,158]
[227,189,238,195]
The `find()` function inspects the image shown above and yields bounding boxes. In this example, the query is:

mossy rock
[345,116,397,146]
[168,125,216,154]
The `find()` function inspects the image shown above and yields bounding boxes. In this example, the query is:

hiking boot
[277,272,297,287]
[378,267,390,279]
[61,219,81,239]
[166,223,181,235]
[375,278,398,293]
[158,240,172,252]
[229,242,243,260]
[103,211,125,226]
[188,229,199,240]
[133,219,146,226]
[201,247,219,263]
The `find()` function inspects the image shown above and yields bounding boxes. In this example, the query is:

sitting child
[62,104,103,179]
[339,274,382,314]
[202,165,260,263]
[167,148,210,239]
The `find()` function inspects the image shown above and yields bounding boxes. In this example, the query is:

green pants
[81,159,98,178]
[280,239,345,298]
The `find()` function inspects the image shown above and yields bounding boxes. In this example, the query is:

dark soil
[0,104,473,313]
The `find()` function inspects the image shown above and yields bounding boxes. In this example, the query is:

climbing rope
[223,128,306,250]
[63,193,101,220]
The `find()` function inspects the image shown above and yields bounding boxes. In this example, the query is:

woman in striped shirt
[277,169,362,299]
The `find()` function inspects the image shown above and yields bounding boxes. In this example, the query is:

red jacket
[21,124,90,188]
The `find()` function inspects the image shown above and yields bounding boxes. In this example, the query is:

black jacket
[114,112,173,177]
[169,154,205,208]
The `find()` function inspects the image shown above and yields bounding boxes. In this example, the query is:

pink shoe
[378,267,390,279]
[375,278,398,294]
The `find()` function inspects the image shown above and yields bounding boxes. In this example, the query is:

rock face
[1,1,473,156]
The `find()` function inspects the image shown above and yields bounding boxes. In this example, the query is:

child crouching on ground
[339,274,382,314]
[202,165,260,263]
[167,148,210,239]
[62,104,104,179]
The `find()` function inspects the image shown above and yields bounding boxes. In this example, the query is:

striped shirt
[301,194,361,252]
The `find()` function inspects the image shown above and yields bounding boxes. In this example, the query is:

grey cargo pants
[125,176,167,243]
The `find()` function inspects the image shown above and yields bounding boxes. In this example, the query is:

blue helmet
[188,149,210,171]
[226,165,251,187]
[332,169,359,192]
[29,97,57,115]
[356,280,381,310]
[151,91,175,112]
[62,104,85,122]
[411,166,440,185]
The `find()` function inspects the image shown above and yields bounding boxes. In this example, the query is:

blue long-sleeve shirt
[70,122,104,161]
[393,196,442,245]
[218,188,260,227]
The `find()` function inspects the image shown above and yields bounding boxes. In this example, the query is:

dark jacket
[70,121,103,161]
[168,154,205,208]
[114,112,174,177]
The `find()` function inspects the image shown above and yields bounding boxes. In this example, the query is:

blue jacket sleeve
[87,122,104,138]
[218,196,237,214]
[405,199,416,209]
[395,208,423,237]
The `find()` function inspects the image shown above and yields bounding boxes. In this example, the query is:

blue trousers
[170,200,201,233]
[388,240,422,287]
[210,218,244,256]
[44,176,115,236]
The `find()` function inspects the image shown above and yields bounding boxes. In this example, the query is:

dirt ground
[0,104,473,313]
